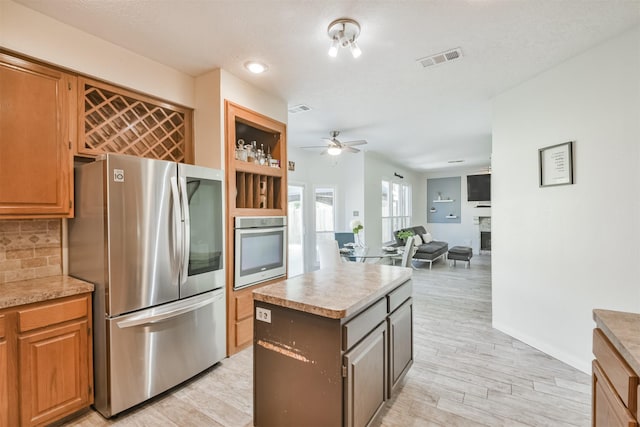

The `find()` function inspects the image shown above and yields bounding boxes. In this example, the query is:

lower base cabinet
[592,327,639,427]
[19,319,90,426]
[388,299,413,395]
[0,315,8,427]
[1,293,93,426]
[344,322,387,427]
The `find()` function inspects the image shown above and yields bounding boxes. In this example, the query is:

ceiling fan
[302,131,367,155]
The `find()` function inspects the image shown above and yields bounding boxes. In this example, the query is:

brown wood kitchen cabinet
[0,315,8,427]
[0,51,75,218]
[225,101,287,355]
[2,293,93,426]
[76,77,193,163]
[592,310,640,427]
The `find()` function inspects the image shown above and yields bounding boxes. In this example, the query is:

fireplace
[479,217,491,252]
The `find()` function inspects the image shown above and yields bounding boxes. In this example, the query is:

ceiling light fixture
[327,146,342,156]
[244,61,268,74]
[327,18,362,59]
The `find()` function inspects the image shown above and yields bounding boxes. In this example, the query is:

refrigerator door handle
[179,177,190,285]
[170,177,183,278]
[116,293,223,328]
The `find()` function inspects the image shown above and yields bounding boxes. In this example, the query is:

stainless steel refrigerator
[68,154,226,418]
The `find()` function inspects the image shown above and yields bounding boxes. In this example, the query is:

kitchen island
[592,309,640,426]
[252,263,413,427]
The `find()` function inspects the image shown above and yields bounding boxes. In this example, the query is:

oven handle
[235,226,287,234]
[179,176,190,285]
[116,293,223,328]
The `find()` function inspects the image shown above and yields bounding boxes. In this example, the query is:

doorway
[287,184,305,277]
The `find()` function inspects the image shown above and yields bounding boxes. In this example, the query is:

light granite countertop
[593,309,640,374]
[253,263,412,319]
[0,275,94,309]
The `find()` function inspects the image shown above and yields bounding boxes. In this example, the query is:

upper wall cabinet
[77,77,194,164]
[0,52,75,218]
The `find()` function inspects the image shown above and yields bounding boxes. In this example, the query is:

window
[315,187,336,262]
[381,179,411,243]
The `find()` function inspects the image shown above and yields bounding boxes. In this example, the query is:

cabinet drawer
[388,280,412,313]
[343,298,386,351]
[0,314,5,339]
[593,328,639,411]
[593,360,638,427]
[235,292,254,321]
[18,295,88,333]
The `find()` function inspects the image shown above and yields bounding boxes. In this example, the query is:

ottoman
[448,246,473,268]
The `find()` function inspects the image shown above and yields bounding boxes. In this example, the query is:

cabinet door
[0,315,7,427]
[0,52,74,218]
[593,360,637,427]
[19,319,89,426]
[344,322,387,427]
[388,298,413,395]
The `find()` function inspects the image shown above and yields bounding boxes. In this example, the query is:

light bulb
[350,40,362,58]
[327,146,342,156]
[244,61,268,74]
[328,38,339,57]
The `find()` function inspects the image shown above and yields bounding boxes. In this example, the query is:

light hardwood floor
[65,254,591,426]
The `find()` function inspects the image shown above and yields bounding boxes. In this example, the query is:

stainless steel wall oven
[234,216,287,289]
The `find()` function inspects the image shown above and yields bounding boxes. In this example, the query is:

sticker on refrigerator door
[113,169,125,182]
[256,307,271,323]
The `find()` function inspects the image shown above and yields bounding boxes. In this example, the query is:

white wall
[0,1,194,107]
[492,26,640,373]
[363,152,426,248]
[194,69,287,169]
[425,168,492,253]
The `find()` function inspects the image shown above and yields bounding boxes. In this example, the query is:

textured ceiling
[15,0,640,172]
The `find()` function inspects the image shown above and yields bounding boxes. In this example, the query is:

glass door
[314,186,336,267]
[288,185,305,277]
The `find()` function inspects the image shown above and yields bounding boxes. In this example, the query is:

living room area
[286,23,640,392]
[285,145,492,276]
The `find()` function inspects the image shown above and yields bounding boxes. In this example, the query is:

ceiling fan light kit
[327,18,362,58]
[301,130,368,156]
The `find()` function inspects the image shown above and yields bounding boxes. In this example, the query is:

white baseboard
[492,321,591,375]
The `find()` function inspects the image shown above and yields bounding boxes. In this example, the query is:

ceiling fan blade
[343,140,367,146]
[344,146,360,153]
[301,145,330,149]
[321,138,339,146]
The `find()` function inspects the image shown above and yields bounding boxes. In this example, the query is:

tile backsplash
[0,219,62,284]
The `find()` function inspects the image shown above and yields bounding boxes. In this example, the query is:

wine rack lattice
[79,78,192,162]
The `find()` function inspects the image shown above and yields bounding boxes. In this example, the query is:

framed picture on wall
[539,141,574,187]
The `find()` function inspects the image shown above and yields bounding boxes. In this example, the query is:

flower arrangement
[350,219,363,235]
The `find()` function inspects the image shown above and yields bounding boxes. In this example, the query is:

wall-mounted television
[467,174,491,201]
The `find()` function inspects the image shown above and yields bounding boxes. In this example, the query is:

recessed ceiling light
[244,61,268,74]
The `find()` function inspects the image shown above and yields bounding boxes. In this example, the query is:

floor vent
[417,47,463,68]
[288,104,312,114]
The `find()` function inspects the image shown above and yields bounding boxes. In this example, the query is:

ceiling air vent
[416,47,463,69]
[288,104,312,114]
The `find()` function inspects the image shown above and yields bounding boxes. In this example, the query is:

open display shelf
[225,101,287,356]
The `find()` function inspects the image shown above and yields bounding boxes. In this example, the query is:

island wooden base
[253,277,413,427]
